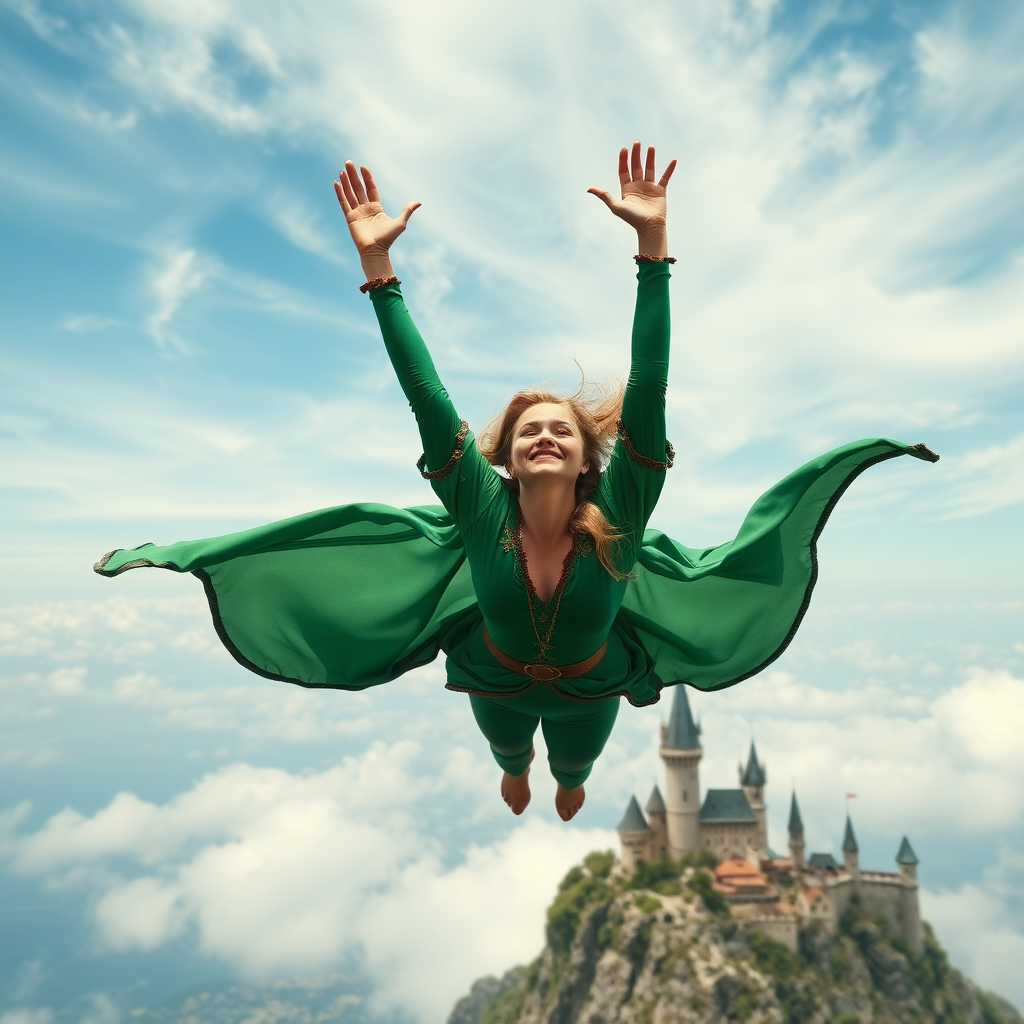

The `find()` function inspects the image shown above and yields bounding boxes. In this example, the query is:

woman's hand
[588,141,676,255]
[333,160,420,279]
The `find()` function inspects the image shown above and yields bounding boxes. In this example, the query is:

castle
[617,686,923,953]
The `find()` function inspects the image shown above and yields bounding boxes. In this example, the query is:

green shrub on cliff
[584,850,616,879]
[546,867,612,953]
[686,867,730,917]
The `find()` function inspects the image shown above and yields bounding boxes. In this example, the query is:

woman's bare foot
[501,749,535,815]
[555,783,585,821]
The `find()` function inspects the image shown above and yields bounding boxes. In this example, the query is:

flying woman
[95,142,938,821]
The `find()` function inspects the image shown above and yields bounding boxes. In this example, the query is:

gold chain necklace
[507,514,578,666]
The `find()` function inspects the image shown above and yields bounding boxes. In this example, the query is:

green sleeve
[621,261,671,458]
[367,281,502,531]
[368,281,462,473]
[597,261,672,555]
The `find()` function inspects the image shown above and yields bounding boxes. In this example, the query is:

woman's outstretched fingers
[630,140,643,181]
[345,160,368,205]
[332,179,351,214]
[658,158,678,188]
[338,167,359,209]
[645,145,656,181]
[617,146,630,187]
[360,165,380,204]
[587,186,617,211]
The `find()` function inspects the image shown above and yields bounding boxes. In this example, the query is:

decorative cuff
[616,419,675,471]
[360,276,401,294]
[417,421,469,479]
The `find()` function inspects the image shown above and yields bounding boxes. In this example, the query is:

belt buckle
[524,663,562,681]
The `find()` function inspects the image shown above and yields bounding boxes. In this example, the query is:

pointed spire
[663,686,701,750]
[740,740,766,787]
[646,785,666,815]
[896,836,919,865]
[788,791,804,835]
[842,814,859,854]
[617,795,650,834]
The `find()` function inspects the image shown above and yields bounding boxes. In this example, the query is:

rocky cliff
[449,851,1021,1024]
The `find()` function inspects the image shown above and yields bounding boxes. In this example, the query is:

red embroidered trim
[360,276,401,294]
[417,420,469,480]
[616,419,675,471]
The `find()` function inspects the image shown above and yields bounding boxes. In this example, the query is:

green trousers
[469,686,620,789]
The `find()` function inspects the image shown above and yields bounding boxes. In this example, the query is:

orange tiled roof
[714,859,761,878]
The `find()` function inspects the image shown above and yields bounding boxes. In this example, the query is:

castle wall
[826,874,922,953]
[648,814,668,859]
[699,821,759,863]
[620,835,649,873]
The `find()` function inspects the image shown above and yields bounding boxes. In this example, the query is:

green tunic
[94,265,938,707]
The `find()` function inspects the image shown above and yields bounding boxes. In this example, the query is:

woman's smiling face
[509,402,589,483]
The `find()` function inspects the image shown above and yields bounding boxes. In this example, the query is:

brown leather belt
[482,625,607,682]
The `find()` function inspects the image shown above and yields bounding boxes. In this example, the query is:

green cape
[94,438,937,699]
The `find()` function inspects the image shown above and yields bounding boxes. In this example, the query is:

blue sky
[1,0,1022,1020]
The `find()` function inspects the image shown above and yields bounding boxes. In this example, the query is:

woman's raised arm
[333,160,501,526]
[589,142,676,464]
[333,160,462,468]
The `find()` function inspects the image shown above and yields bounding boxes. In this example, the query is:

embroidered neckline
[502,510,588,665]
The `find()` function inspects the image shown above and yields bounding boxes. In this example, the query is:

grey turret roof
[618,795,649,833]
[788,791,804,834]
[808,852,838,871]
[646,785,666,815]
[698,789,757,824]
[740,741,766,786]
[896,836,919,865]
[663,686,701,750]
[842,814,859,854]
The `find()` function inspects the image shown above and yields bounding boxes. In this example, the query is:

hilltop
[449,851,1021,1024]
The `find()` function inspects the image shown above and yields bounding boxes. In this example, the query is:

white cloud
[5,0,66,41]
[699,667,1024,843]
[94,876,185,950]
[0,1010,54,1024]
[922,880,1024,1009]
[259,188,347,264]
[78,995,120,1024]
[47,666,86,695]
[145,246,216,351]
[59,315,126,333]
[2,744,615,1024]
[360,819,614,1022]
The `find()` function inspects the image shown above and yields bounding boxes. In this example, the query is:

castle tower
[617,796,651,871]
[739,741,768,853]
[787,791,805,873]
[660,687,702,856]
[896,836,918,883]
[896,836,923,954]
[646,785,668,859]
[842,814,860,880]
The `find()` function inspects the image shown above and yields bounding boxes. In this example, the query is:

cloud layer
[2,744,615,1023]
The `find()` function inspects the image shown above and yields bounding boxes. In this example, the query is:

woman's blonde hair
[477,381,629,579]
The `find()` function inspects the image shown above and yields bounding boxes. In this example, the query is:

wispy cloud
[59,315,125,333]
[144,246,215,351]
[259,188,346,264]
